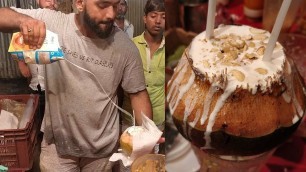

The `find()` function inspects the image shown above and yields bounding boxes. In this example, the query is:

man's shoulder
[132,33,145,44]
[113,29,139,54]
[124,19,133,27]
[114,28,133,43]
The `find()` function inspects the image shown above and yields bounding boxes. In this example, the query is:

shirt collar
[138,32,165,49]
[114,19,132,31]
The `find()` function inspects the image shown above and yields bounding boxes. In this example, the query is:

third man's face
[144,10,166,37]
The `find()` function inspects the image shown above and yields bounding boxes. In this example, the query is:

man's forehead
[94,0,120,4]
[96,0,120,3]
[149,11,165,14]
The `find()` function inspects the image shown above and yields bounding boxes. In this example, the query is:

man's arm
[0,7,45,49]
[18,61,31,77]
[0,7,29,32]
[129,89,153,125]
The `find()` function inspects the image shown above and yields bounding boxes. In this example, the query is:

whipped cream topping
[127,126,145,136]
[189,25,285,93]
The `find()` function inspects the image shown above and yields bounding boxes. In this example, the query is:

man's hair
[144,0,165,15]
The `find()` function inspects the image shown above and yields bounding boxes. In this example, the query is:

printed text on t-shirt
[61,46,113,68]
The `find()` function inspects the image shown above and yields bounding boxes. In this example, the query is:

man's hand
[18,61,31,77]
[157,137,165,144]
[19,18,46,49]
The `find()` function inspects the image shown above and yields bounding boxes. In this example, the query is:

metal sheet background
[0,0,18,78]
[126,0,147,37]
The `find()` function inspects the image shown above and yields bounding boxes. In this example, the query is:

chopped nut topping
[249,28,267,34]
[211,48,219,52]
[255,68,268,75]
[245,53,258,60]
[217,52,224,59]
[253,34,268,40]
[221,61,241,66]
[243,44,248,51]
[229,69,245,82]
[249,42,255,48]
[242,35,252,40]
[224,51,238,61]
[229,40,245,49]
[202,60,210,68]
[256,46,265,56]
[217,34,228,39]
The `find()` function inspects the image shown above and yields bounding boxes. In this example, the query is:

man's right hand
[19,18,46,49]
[18,61,31,77]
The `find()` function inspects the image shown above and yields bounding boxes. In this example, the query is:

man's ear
[75,0,85,12]
[143,15,146,25]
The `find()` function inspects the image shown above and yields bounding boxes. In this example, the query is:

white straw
[206,0,217,39]
[263,0,292,61]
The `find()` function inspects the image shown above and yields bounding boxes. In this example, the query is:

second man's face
[116,0,128,19]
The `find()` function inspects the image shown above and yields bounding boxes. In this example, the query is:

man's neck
[144,31,163,45]
[75,14,97,38]
[115,18,125,30]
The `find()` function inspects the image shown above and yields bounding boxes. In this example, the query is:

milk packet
[8,30,64,64]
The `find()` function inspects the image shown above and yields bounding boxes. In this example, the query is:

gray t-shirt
[12,8,146,158]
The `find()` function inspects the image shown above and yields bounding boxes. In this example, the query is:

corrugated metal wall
[0,0,18,79]
[126,0,147,37]
[0,0,39,79]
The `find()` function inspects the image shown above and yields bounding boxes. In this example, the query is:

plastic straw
[206,0,217,39]
[263,0,292,61]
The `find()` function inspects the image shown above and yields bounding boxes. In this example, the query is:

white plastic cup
[192,145,276,172]
[166,134,201,172]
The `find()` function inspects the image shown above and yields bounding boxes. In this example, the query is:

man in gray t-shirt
[0,0,153,171]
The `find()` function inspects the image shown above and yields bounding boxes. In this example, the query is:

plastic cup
[191,145,276,172]
[166,134,201,172]
[131,154,165,172]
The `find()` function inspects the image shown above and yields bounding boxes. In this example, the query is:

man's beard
[84,9,114,39]
[116,13,125,20]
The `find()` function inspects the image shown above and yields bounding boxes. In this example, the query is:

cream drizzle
[283,60,304,119]
[184,92,198,135]
[167,60,189,115]
[292,114,300,124]
[282,92,292,103]
[203,83,236,148]
[200,85,219,125]
[173,71,195,113]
